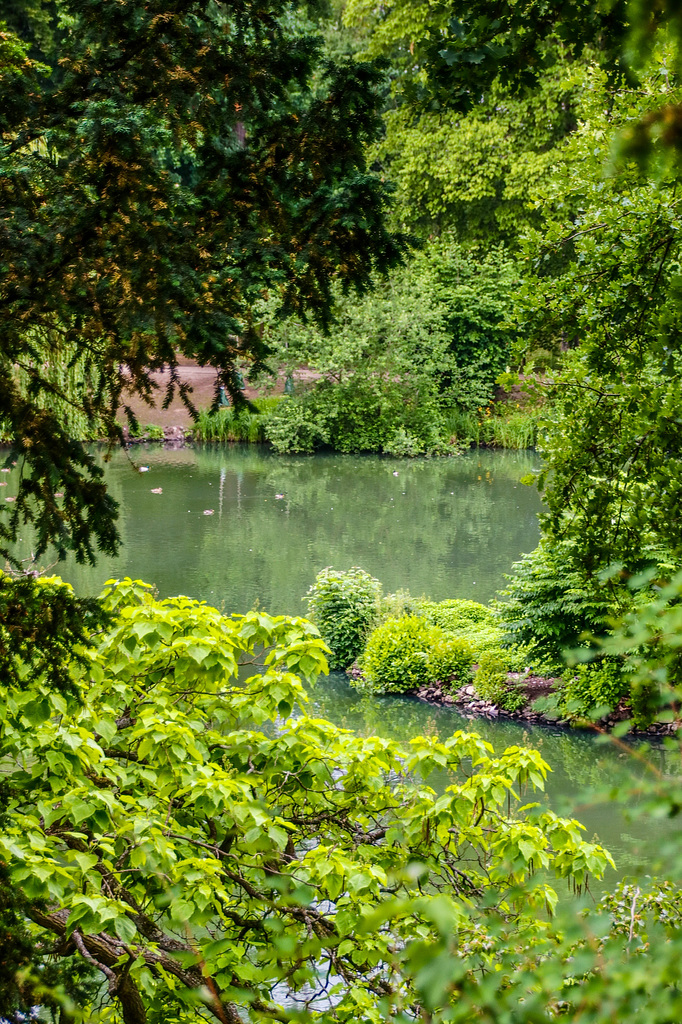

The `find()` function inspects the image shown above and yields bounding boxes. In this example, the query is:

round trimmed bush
[359,616,473,694]
[429,635,475,686]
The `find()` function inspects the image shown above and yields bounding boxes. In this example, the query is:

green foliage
[495,542,619,665]
[428,244,519,409]
[304,566,381,669]
[263,391,331,454]
[505,67,682,573]
[0,0,405,564]
[261,241,518,453]
[416,597,497,630]
[378,587,418,622]
[266,376,447,455]
[0,861,100,1023]
[429,635,476,688]
[0,576,613,1022]
[342,0,629,115]
[368,61,593,243]
[442,406,541,449]
[359,615,474,694]
[558,659,630,719]
[128,418,164,441]
[344,0,682,177]
[589,569,682,728]
[1,334,106,443]
[0,570,108,695]
[360,615,436,694]
[193,398,284,443]
[416,598,506,661]
[475,649,527,712]
[370,581,682,1024]
[142,423,164,442]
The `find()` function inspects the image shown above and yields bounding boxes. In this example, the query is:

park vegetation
[4,0,682,1022]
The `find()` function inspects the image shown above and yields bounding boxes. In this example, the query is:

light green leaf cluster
[358,614,474,694]
[0,577,613,1021]
[415,597,507,661]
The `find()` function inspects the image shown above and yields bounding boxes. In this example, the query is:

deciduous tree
[0,576,612,1022]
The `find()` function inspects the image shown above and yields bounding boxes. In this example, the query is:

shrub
[359,616,473,694]
[474,650,527,712]
[265,396,330,453]
[558,660,630,719]
[416,598,496,630]
[494,541,618,666]
[430,635,475,687]
[383,426,426,457]
[304,567,382,670]
[266,377,448,456]
[441,407,541,449]
[378,589,418,622]
[360,616,436,694]
[144,423,164,441]
[194,397,284,443]
[416,598,505,660]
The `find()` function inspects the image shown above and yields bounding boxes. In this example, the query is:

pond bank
[409,675,680,737]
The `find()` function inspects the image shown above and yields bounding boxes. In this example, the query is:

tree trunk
[116,973,148,1024]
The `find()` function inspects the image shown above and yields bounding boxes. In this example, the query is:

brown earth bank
[349,667,680,737]
[118,357,316,430]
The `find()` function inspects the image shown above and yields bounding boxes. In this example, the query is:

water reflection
[19,444,543,611]
[308,673,681,892]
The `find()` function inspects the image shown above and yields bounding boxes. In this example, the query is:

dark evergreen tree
[0,0,405,565]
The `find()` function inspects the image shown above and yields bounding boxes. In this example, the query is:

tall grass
[193,396,284,442]
[442,406,542,449]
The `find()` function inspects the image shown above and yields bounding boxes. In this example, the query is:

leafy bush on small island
[306,565,678,725]
[265,376,451,456]
[474,649,527,712]
[304,566,382,669]
[415,597,507,660]
[305,569,509,679]
[359,615,474,694]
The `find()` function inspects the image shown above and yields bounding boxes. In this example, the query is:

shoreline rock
[350,666,679,737]
[414,679,680,737]
[121,424,192,448]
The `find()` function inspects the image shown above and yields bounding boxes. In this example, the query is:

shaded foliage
[495,542,618,666]
[0,0,405,564]
[261,242,517,452]
[0,571,108,694]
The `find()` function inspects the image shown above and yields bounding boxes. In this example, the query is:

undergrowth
[193,397,284,442]
[442,406,542,449]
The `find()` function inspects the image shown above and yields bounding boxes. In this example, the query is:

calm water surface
[12,444,681,890]
[54,445,544,609]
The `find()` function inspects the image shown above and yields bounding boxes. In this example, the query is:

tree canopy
[0,575,613,1024]
[0,0,405,565]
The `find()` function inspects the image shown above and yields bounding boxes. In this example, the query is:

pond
[11,443,680,892]
[53,444,544,610]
